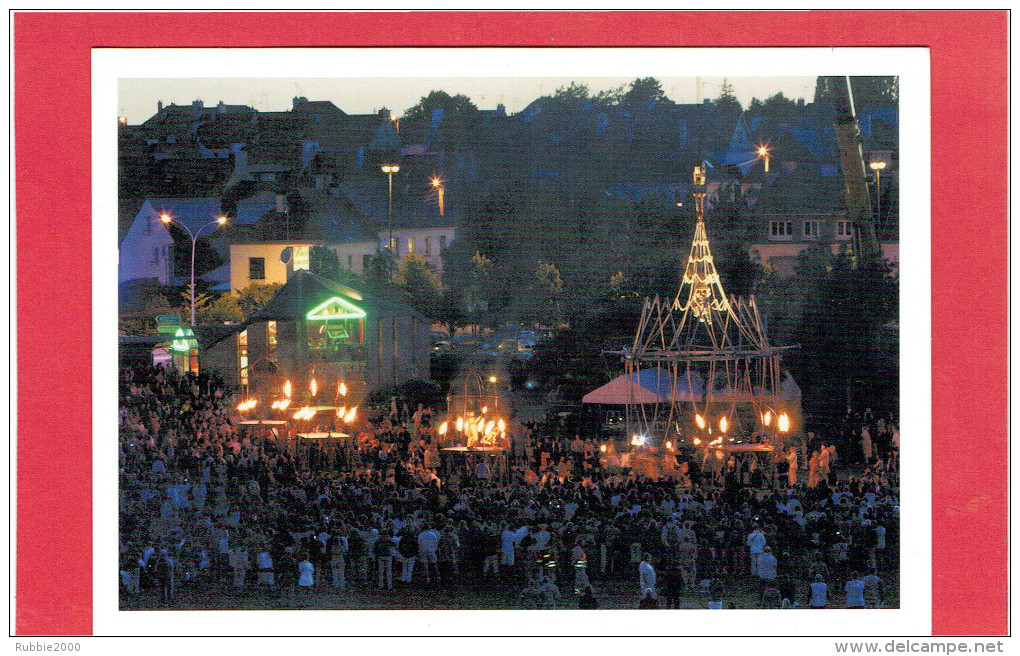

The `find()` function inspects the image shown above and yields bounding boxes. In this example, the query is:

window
[389,237,399,257]
[439,235,447,250]
[803,220,820,240]
[770,221,793,240]
[836,220,853,239]
[424,236,432,257]
[293,245,310,271]
[151,247,161,264]
[407,236,415,254]
[249,257,266,280]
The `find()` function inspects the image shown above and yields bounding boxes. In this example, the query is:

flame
[481,406,488,414]
[456,417,464,432]
[720,416,729,433]
[310,379,318,397]
[477,417,486,432]
[695,414,706,429]
[693,438,702,446]
[345,406,357,423]
[439,421,448,435]
[497,419,506,433]
[778,412,790,432]
[339,382,347,397]
[666,441,672,450]
[763,410,772,427]
[336,406,346,419]
[284,380,292,398]
[486,420,495,435]
[277,399,290,410]
[600,444,607,453]
[306,407,317,419]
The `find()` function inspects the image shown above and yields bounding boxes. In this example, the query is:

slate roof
[249,269,427,323]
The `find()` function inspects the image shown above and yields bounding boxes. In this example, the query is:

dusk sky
[118,76,817,124]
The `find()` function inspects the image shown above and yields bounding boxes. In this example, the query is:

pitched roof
[249,269,427,323]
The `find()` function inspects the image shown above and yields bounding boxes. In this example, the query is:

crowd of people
[119,365,899,610]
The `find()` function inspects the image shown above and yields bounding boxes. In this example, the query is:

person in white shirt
[757,546,778,581]
[417,525,440,583]
[500,523,517,567]
[298,556,315,588]
[746,525,767,576]
[845,572,866,608]
[809,574,828,608]
[638,552,656,598]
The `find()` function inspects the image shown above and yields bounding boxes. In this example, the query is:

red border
[13,10,1007,636]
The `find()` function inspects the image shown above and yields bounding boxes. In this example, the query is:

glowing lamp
[439,422,448,435]
[159,213,172,224]
[600,444,607,453]
[339,382,347,397]
[720,416,728,433]
[284,380,292,398]
[456,417,464,432]
[695,414,706,429]
[278,399,290,410]
[488,376,497,384]
[486,420,495,435]
[310,379,318,397]
[345,407,357,423]
[763,410,772,427]
[693,438,702,446]
[665,441,673,450]
[482,406,488,414]
[497,419,506,432]
[778,412,790,433]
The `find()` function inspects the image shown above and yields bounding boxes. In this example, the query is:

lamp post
[160,212,228,325]
[869,160,886,220]
[431,176,445,217]
[757,145,770,172]
[381,164,400,253]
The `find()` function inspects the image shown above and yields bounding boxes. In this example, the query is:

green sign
[157,314,182,324]
[306,296,366,321]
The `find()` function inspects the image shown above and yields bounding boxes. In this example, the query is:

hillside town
[118,76,900,611]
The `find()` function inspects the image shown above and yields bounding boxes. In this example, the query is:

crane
[828,75,880,261]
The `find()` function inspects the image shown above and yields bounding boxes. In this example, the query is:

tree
[235,282,282,320]
[309,245,341,281]
[712,78,742,112]
[464,251,493,332]
[395,253,441,318]
[200,293,243,324]
[623,77,669,104]
[532,261,563,325]
[403,90,479,120]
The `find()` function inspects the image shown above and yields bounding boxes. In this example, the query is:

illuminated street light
[381,164,400,256]
[159,212,228,325]
[431,177,445,217]
[870,160,887,219]
[757,145,770,172]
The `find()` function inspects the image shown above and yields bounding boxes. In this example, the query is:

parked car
[430,330,451,353]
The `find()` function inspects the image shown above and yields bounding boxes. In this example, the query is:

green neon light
[171,327,198,352]
[306,296,366,321]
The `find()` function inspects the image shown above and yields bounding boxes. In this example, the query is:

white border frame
[93,46,931,637]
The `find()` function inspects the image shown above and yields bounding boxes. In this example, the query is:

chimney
[192,100,203,110]
[218,100,226,113]
[158,100,163,112]
[293,96,307,110]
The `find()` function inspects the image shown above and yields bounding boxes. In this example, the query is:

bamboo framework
[613,167,796,447]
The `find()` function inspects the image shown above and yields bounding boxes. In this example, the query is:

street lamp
[381,164,400,253]
[431,176,445,217]
[869,160,887,219]
[757,145,770,172]
[160,212,228,325]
